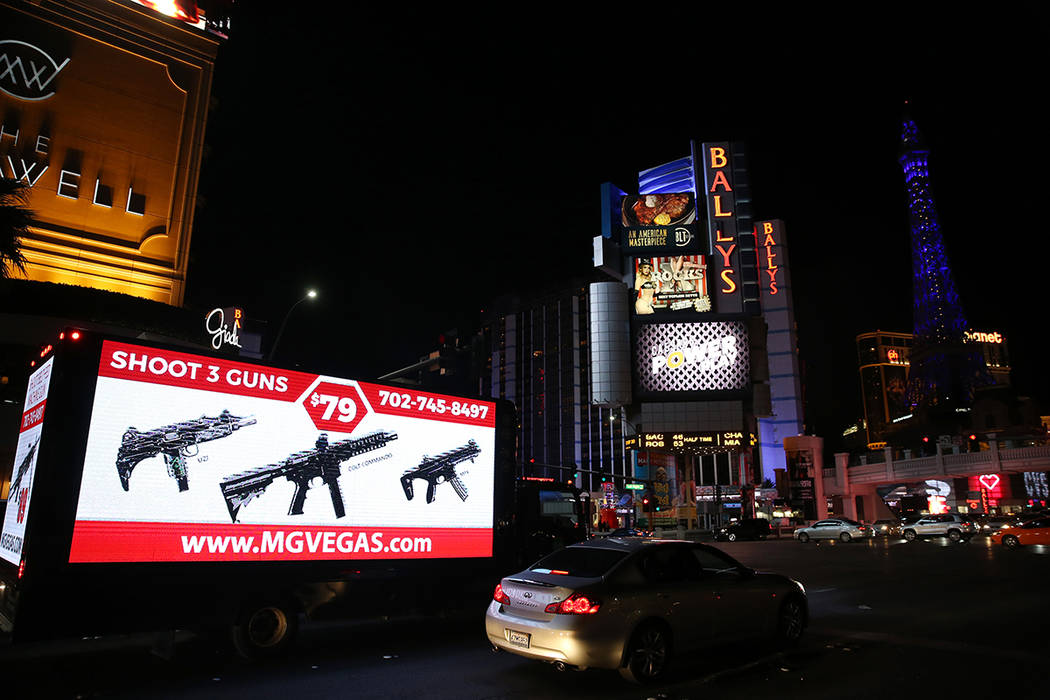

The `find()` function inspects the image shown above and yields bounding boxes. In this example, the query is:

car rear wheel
[619,622,671,684]
[839,532,852,543]
[947,529,962,542]
[903,530,917,542]
[1002,534,1020,548]
[775,597,806,646]
[728,533,737,542]
[797,533,810,543]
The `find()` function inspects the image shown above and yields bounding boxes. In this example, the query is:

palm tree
[0,176,33,278]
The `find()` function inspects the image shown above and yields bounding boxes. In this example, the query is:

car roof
[570,537,696,553]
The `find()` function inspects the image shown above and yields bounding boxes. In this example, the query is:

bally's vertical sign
[701,143,742,313]
[756,219,787,308]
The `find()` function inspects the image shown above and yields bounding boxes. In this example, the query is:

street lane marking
[816,628,1044,662]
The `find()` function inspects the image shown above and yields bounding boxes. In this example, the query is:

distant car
[486,538,808,683]
[871,519,899,536]
[989,516,1050,548]
[606,528,653,538]
[794,518,873,543]
[714,518,772,542]
[976,515,1019,535]
[900,513,977,542]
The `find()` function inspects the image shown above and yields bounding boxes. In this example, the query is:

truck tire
[231,599,299,660]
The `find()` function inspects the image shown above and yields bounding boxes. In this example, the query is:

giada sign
[205,307,244,351]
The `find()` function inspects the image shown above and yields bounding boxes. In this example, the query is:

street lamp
[268,289,317,361]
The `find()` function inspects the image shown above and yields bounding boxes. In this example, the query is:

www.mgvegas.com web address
[181,530,433,555]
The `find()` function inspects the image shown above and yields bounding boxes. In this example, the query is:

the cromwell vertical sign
[68,341,496,563]
[701,143,742,313]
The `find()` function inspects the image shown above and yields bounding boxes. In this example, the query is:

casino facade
[1,0,231,497]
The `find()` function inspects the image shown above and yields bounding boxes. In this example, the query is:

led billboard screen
[1,357,54,566]
[621,193,701,255]
[633,255,709,316]
[634,321,750,396]
[68,341,496,563]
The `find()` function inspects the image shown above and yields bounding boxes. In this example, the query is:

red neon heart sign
[979,474,1000,491]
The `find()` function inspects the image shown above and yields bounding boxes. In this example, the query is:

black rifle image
[400,439,480,504]
[10,440,39,505]
[219,430,399,522]
[116,410,257,492]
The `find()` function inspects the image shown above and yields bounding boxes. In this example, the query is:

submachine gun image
[116,410,257,492]
[400,439,480,504]
[10,439,39,505]
[219,430,399,522]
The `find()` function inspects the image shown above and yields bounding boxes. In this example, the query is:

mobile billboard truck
[0,332,566,657]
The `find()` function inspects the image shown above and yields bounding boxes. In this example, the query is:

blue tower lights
[899,114,990,410]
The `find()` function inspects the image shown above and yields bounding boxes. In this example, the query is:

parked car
[606,527,653,538]
[714,517,772,542]
[889,515,921,537]
[989,516,1050,548]
[486,538,808,683]
[871,519,900,536]
[900,513,977,542]
[794,518,873,543]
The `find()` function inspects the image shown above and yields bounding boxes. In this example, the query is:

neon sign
[702,142,742,313]
[757,221,781,296]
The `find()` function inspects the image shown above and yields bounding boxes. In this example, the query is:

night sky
[183,8,1047,449]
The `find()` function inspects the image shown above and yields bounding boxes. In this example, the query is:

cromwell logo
[0,40,71,101]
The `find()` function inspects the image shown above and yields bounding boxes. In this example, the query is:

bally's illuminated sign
[635,321,750,394]
[702,143,742,313]
[0,40,69,101]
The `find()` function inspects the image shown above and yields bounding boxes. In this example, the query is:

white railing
[832,444,1050,488]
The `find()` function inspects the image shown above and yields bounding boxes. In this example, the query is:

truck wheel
[231,600,299,660]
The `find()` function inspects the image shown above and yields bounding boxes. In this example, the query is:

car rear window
[530,547,630,577]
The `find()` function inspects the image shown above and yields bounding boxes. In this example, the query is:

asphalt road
[5,536,1049,699]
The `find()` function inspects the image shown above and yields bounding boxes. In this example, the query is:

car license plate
[507,629,530,648]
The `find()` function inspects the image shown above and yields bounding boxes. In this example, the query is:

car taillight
[493,583,511,605]
[545,593,600,615]
[859,526,867,531]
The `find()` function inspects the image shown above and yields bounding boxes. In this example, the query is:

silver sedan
[485,538,807,683]
[794,518,873,543]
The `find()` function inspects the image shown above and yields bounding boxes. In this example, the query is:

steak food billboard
[67,341,496,563]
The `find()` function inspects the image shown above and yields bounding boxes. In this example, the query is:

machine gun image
[10,439,39,505]
[219,430,399,522]
[116,410,257,492]
[400,439,480,504]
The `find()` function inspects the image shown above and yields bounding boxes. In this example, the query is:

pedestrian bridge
[822,443,1050,520]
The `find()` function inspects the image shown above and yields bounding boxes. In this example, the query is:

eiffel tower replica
[898,112,990,432]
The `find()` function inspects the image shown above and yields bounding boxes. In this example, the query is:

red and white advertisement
[1,357,54,567]
[68,341,496,563]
